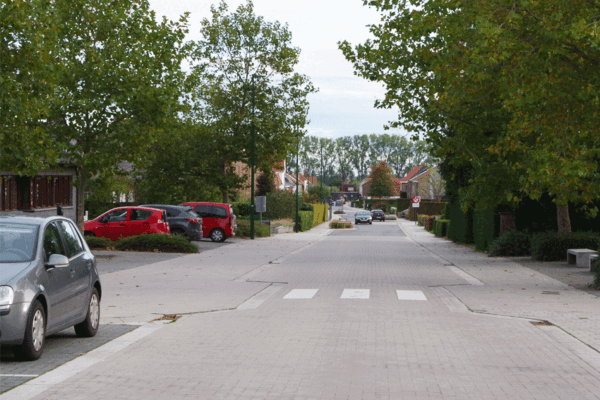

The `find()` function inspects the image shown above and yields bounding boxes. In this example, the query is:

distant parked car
[180,202,236,242]
[355,210,373,225]
[140,204,202,241]
[84,207,170,240]
[371,209,386,222]
[0,216,102,360]
[400,208,409,218]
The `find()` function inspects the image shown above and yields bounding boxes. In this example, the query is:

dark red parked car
[180,202,236,242]
[84,207,170,240]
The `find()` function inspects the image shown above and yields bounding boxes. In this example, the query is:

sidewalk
[99,222,332,324]
[398,218,600,353]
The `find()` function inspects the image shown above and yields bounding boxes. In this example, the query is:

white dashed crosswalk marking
[396,290,427,301]
[284,289,319,299]
[340,289,370,299]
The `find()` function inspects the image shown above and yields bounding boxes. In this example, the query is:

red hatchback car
[180,202,236,242]
[84,206,170,240]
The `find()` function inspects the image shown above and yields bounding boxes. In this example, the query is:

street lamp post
[250,74,264,240]
[295,134,300,233]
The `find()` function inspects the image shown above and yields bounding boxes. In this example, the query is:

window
[0,223,38,262]
[130,209,153,221]
[57,221,84,258]
[166,208,181,218]
[194,205,213,218]
[102,209,128,223]
[211,206,227,218]
[44,223,66,261]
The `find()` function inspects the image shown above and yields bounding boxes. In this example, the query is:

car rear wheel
[14,300,46,361]
[210,228,226,242]
[75,288,100,337]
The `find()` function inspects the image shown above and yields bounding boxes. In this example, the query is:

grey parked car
[139,204,202,241]
[0,216,102,361]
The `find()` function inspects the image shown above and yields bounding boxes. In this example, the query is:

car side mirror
[46,254,69,269]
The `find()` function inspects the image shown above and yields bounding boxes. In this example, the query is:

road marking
[396,290,427,301]
[237,284,284,310]
[341,289,370,299]
[283,289,319,299]
[446,265,485,286]
[0,322,160,400]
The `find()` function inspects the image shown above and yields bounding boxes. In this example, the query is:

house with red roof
[359,165,430,198]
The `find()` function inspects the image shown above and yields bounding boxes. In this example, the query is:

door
[97,209,129,240]
[127,209,154,236]
[56,220,92,320]
[194,205,214,237]
[42,222,75,329]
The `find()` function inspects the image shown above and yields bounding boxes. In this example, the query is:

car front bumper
[0,302,30,345]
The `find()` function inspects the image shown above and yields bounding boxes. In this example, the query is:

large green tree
[340,0,600,234]
[46,0,189,228]
[0,0,58,173]
[189,1,316,202]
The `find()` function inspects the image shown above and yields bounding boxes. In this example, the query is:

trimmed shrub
[85,236,114,250]
[418,214,425,226]
[408,201,446,221]
[232,202,255,217]
[334,210,344,214]
[592,259,600,288]
[386,215,397,220]
[235,220,271,238]
[114,234,198,253]
[488,231,531,257]
[531,231,600,261]
[298,211,314,232]
[423,215,436,231]
[300,203,314,211]
[434,219,450,237]
[474,208,497,252]
[330,220,353,229]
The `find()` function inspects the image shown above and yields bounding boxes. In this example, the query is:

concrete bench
[567,249,598,269]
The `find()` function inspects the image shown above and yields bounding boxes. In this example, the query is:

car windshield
[185,210,200,219]
[0,223,39,263]
[357,211,370,216]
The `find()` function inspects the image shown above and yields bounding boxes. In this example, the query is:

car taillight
[187,218,198,224]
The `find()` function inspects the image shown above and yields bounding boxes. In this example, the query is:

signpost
[256,196,266,224]
[412,196,421,223]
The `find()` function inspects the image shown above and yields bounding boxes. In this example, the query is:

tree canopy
[340,0,600,233]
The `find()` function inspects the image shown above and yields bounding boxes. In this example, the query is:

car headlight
[0,286,14,308]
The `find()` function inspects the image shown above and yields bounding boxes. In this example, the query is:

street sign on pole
[256,196,266,224]
[412,196,421,208]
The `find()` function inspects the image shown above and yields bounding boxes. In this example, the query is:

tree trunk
[556,204,572,235]
[76,172,87,233]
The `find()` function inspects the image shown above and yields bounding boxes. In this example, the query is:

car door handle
[69,269,76,278]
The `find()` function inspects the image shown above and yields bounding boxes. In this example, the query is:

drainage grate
[542,291,560,295]
[531,320,554,326]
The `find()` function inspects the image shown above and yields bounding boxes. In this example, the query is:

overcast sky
[147,0,402,139]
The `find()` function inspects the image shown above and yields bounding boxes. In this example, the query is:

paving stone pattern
[0,324,137,394]
[24,217,600,400]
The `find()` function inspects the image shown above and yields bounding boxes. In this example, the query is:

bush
[299,211,314,232]
[114,234,198,253]
[232,202,255,217]
[235,220,271,238]
[434,219,450,238]
[300,203,314,211]
[334,211,344,214]
[488,231,531,257]
[330,220,353,229]
[386,215,397,220]
[592,259,600,288]
[423,215,436,231]
[85,236,114,250]
[418,215,425,226]
[531,231,600,261]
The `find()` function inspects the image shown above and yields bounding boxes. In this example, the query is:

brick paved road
[5,219,600,399]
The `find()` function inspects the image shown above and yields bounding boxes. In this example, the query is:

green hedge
[114,234,198,253]
[531,231,600,261]
[418,214,425,226]
[298,211,314,232]
[446,200,474,244]
[235,220,271,238]
[407,201,446,221]
[311,203,327,226]
[434,219,450,237]
[423,215,436,231]
[363,198,411,213]
[330,220,353,229]
[488,231,531,257]
[85,236,114,250]
[474,209,498,252]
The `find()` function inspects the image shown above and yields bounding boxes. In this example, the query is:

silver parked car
[0,216,101,360]
[355,210,373,224]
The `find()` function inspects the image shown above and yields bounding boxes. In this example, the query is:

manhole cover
[531,320,554,326]
[542,291,560,295]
